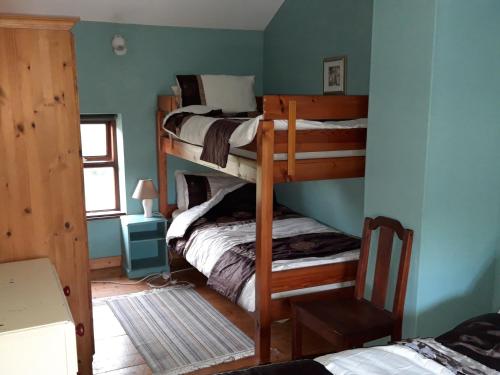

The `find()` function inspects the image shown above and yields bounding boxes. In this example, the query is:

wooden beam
[0,13,79,30]
[271,261,358,294]
[156,111,169,217]
[255,120,274,364]
[241,128,367,153]
[287,100,296,179]
[89,256,122,270]
[263,95,368,120]
[273,157,365,183]
[157,96,177,112]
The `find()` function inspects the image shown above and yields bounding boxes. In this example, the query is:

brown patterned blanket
[208,229,360,302]
[163,110,252,167]
[435,313,499,371]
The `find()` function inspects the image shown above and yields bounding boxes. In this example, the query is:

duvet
[219,313,499,375]
[167,183,360,311]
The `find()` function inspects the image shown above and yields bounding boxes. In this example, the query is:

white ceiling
[0,0,284,30]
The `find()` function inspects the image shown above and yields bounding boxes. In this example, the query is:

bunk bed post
[287,100,296,180]
[156,110,169,217]
[255,119,275,364]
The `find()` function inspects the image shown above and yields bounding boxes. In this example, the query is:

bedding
[162,105,368,168]
[219,313,499,374]
[435,313,500,371]
[167,183,361,311]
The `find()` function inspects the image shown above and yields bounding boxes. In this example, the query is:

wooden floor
[91,266,336,375]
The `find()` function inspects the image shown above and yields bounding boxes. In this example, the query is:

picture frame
[323,56,347,95]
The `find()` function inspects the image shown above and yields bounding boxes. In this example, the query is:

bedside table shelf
[130,231,165,242]
[120,214,169,279]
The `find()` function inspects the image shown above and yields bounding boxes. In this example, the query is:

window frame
[80,115,123,219]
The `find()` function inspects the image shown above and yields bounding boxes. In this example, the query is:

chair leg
[391,324,402,342]
[291,309,302,359]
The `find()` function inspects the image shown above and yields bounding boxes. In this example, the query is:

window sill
[86,211,126,221]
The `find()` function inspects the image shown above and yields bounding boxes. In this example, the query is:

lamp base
[142,199,153,218]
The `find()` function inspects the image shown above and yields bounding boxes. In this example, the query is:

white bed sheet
[315,345,454,375]
[315,337,497,375]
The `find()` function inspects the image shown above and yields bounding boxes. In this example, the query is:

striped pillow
[175,171,244,212]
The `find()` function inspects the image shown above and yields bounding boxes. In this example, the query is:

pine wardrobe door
[0,15,93,375]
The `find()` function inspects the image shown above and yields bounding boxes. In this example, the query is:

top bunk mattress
[162,105,367,150]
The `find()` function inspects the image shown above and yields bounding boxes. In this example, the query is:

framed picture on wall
[323,56,346,95]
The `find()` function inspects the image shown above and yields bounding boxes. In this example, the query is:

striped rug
[106,288,254,375]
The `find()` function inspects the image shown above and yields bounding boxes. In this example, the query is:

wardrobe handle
[63,286,71,296]
[76,323,85,337]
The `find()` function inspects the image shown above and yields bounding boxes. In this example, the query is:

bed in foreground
[220,313,500,375]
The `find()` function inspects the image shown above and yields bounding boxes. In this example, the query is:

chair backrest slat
[354,218,373,300]
[392,231,414,319]
[355,216,413,321]
[371,226,395,308]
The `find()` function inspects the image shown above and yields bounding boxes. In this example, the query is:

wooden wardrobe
[0,14,93,374]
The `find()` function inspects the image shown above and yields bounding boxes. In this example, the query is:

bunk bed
[155,94,369,364]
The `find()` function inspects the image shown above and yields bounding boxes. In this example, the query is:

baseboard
[89,256,122,270]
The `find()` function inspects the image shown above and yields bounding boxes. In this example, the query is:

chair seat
[293,298,395,345]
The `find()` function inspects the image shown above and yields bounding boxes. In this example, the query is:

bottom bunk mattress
[166,183,360,312]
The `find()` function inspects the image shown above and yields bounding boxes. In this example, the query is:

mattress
[230,148,366,161]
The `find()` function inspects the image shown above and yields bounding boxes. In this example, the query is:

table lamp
[132,179,159,217]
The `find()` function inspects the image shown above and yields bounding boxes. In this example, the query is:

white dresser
[0,258,78,374]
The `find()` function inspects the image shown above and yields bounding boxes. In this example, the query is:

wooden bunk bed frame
[156,94,368,364]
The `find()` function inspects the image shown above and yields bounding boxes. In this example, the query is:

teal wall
[366,0,500,337]
[87,219,122,258]
[365,0,436,337]
[495,254,500,311]
[73,22,263,258]
[264,0,373,235]
[417,0,500,334]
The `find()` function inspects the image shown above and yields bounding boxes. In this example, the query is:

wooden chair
[291,216,414,359]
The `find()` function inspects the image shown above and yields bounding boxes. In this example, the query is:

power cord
[90,267,195,289]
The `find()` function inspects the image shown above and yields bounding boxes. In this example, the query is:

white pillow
[201,75,256,113]
[175,170,244,212]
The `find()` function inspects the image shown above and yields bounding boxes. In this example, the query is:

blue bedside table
[120,214,169,279]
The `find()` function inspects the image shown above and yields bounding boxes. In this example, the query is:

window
[80,115,121,217]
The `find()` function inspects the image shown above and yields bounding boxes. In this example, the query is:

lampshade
[132,179,158,200]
